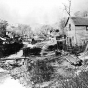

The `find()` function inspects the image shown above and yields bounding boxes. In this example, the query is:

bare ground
[1,54,88,88]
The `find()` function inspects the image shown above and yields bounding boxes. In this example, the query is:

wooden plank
[0,53,61,63]
[0,57,29,61]
[63,54,79,64]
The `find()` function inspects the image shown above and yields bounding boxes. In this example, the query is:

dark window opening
[86,26,88,31]
[55,29,59,32]
[69,24,71,31]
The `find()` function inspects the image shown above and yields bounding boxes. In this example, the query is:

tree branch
[62,0,71,16]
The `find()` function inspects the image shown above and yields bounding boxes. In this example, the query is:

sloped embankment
[8,55,79,88]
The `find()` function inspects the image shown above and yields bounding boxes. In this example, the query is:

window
[69,38,72,46]
[86,27,88,31]
[69,24,71,31]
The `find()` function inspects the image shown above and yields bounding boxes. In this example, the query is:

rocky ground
[0,53,88,88]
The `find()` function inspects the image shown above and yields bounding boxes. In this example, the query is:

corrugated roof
[71,17,88,26]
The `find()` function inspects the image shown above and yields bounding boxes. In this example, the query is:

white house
[65,17,88,46]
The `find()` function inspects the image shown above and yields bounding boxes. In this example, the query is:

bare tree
[82,11,88,17]
[74,11,82,17]
[63,0,71,16]
[74,11,88,17]
[59,17,67,35]
[0,20,8,37]
[17,24,34,39]
[36,25,54,38]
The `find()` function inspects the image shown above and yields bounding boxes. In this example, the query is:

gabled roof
[65,17,88,26]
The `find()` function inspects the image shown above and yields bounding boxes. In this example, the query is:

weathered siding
[75,26,88,45]
[65,17,88,46]
[65,19,76,46]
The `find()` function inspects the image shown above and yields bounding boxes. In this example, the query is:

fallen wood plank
[63,54,79,64]
[0,57,29,61]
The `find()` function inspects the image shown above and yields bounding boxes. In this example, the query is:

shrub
[29,60,55,84]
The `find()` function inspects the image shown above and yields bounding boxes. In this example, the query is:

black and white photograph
[0,0,88,88]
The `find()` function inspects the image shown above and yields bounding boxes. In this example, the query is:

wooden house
[65,17,88,46]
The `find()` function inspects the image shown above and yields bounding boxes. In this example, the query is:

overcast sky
[0,0,88,25]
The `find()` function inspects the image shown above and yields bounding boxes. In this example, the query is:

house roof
[66,17,88,26]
